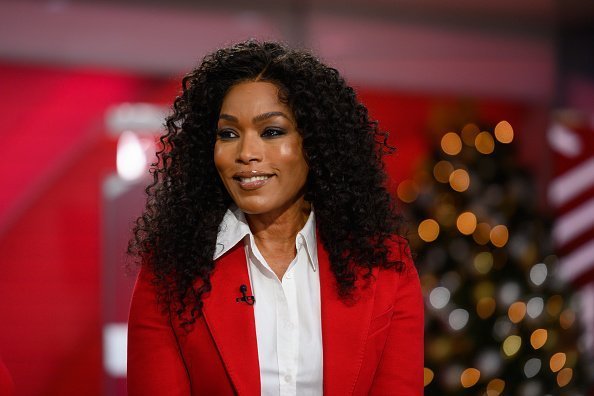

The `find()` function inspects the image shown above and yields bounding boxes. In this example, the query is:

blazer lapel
[202,243,260,395]
[319,239,378,395]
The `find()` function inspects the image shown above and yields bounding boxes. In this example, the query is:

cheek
[278,137,304,159]
[213,143,228,173]
[277,136,306,164]
[213,146,234,199]
[213,144,235,195]
[277,141,308,181]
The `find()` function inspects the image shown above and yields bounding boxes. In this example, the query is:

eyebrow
[218,111,292,124]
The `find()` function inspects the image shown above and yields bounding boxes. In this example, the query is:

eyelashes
[216,129,238,140]
[216,127,286,140]
[261,128,286,138]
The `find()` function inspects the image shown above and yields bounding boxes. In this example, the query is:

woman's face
[214,81,309,217]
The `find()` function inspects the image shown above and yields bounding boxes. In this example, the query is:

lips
[233,172,274,190]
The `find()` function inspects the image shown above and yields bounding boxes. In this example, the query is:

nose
[236,132,262,164]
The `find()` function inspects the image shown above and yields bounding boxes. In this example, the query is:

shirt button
[286,321,294,330]
[284,374,292,383]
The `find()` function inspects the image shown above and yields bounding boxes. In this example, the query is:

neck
[245,199,311,242]
[245,199,311,279]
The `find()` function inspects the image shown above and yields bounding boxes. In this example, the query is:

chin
[233,198,274,216]
[229,190,307,217]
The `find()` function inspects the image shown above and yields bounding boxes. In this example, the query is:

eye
[216,129,238,140]
[261,128,286,138]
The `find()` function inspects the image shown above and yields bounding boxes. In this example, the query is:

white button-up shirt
[214,207,323,396]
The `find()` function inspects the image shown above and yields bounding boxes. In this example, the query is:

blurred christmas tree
[399,121,591,395]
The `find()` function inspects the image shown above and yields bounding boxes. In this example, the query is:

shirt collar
[213,206,251,261]
[214,206,318,271]
[298,209,318,271]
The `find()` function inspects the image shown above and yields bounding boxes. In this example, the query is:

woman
[127,40,423,395]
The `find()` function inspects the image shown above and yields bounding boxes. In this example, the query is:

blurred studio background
[1,0,594,395]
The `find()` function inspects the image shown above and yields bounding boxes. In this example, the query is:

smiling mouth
[233,174,273,190]
[237,175,270,183]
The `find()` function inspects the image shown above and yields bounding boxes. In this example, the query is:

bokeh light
[526,297,544,319]
[433,160,455,183]
[549,352,566,372]
[441,132,463,155]
[502,335,522,357]
[490,225,509,247]
[116,130,149,181]
[429,286,451,309]
[457,212,477,235]
[523,358,541,378]
[460,368,480,388]
[423,367,434,386]
[508,301,527,323]
[486,379,505,396]
[477,297,496,319]
[449,169,470,192]
[560,309,575,329]
[529,263,547,286]
[419,219,440,242]
[473,251,493,274]
[557,368,573,387]
[472,222,491,245]
[397,179,419,203]
[519,381,542,396]
[474,281,495,301]
[498,282,520,306]
[494,120,514,144]
[475,131,495,154]
[449,308,469,330]
[530,329,547,349]
[461,123,480,146]
[546,295,563,317]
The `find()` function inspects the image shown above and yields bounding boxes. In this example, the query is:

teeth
[240,175,270,183]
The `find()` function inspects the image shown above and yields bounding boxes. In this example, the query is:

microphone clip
[236,284,255,305]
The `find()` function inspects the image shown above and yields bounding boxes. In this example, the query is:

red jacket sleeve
[127,266,191,396]
[369,248,424,395]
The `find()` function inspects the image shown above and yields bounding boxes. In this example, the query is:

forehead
[220,81,292,116]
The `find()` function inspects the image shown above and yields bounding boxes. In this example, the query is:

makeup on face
[214,81,309,219]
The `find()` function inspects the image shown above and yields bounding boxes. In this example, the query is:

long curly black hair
[129,40,405,325]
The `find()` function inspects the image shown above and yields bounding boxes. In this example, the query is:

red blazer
[128,237,423,395]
